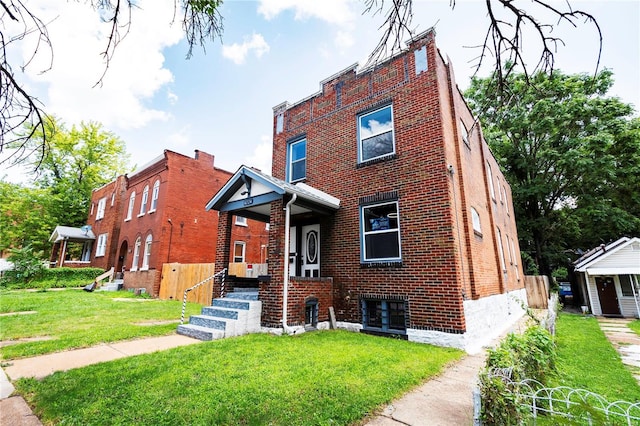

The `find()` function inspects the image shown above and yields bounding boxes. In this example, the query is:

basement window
[305,298,318,329]
[361,298,407,335]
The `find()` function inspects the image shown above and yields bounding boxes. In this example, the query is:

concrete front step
[213,299,251,310]
[225,292,259,301]
[176,324,225,341]
[189,315,228,330]
[201,307,239,320]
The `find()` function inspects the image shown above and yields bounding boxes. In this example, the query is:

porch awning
[205,166,340,221]
[49,225,96,243]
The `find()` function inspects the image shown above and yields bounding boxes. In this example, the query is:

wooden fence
[159,263,217,305]
[524,275,550,309]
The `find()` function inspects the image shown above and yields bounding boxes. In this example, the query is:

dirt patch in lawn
[0,336,55,348]
[0,311,37,317]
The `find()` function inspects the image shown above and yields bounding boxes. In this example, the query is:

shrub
[480,326,557,425]
[1,267,105,289]
[1,245,45,284]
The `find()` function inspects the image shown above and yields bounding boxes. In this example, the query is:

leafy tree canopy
[465,69,640,277]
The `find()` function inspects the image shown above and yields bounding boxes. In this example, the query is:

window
[620,275,636,297]
[131,237,141,271]
[235,216,248,226]
[288,138,306,182]
[359,105,395,162]
[362,299,406,332]
[460,119,469,146]
[414,46,427,74]
[139,185,149,215]
[142,234,152,270]
[486,162,496,200]
[126,192,135,221]
[150,180,160,211]
[111,192,115,206]
[233,242,246,263]
[496,228,506,272]
[95,233,108,257]
[305,299,318,328]
[497,177,503,203]
[471,208,482,235]
[361,201,401,262]
[510,237,520,280]
[96,197,106,220]
[503,186,509,213]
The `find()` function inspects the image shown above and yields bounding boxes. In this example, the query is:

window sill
[360,261,402,268]
[474,230,483,238]
[148,209,156,214]
[235,223,248,227]
[137,213,146,218]
[125,218,131,222]
[130,268,138,272]
[357,153,396,168]
[140,267,149,271]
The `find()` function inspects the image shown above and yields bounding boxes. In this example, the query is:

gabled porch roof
[205,166,340,221]
[574,237,640,275]
[49,225,96,243]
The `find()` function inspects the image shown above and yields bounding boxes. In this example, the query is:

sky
[2,0,639,181]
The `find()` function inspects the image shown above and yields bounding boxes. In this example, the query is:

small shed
[574,237,640,318]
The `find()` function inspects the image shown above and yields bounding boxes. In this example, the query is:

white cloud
[167,90,179,105]
[6,0,183,130]
[258,0,355,25]
[334,30,355,50]
[245,137,273,174]
[222,33,270,65]
[167,125,192,149]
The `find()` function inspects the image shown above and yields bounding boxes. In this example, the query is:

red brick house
[206,29,526,352]
[84,149,268,296]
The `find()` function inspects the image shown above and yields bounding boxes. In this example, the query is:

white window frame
[139,185,149,216]
[96,197,106,220]
[150,180,160,212]
[460,119,469,146]
[496,227,506,272]
[95,233,108,257]
[235,216,248,226]
[361,201,402,263]
[131,237,141,271]
[126,192,136,221]
[471,207,482,235]
[486,162,496,200]
[233,241,246,263]
[141,234,152,270]
[358,105,395,163]
[287,138,307,182]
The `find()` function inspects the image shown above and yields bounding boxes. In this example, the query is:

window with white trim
[126,192,135,221]
[131,237,141,271]
[150,180,160,211]
[139,185,149,215]
[111,192,115,206]
[96,197,106,220]
[471,207,482,235]
[486,162,496,200]
[460,119,469,146]
[503,186,509,213]
[233,241,246,263]
[358,105,395,163]
[287,138,306,182]
[496,227,506,272]
[235,216,247,226]
[142,234,152,270]
[95,233,108,257]
[361,201,401,262]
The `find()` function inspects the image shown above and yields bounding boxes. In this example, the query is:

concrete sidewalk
[1,316,538,426]
[1,334,202,426]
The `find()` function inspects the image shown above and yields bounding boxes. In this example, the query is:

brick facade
[268,29,524,339]
[88,150,268,296]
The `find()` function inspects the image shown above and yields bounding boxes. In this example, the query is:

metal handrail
[180,268,227,324]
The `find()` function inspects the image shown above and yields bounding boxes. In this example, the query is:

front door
[301,224,320,278]
[596,276,621,316]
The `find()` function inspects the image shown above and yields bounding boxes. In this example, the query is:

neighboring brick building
[209,29,526,352]
[85,149,268,296]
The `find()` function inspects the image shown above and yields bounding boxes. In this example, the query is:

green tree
[465,69,640,277]
[0,181,55,255]
[1,117,129,257]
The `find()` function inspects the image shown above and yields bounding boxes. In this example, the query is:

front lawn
[553,313,640,402]
[16,330,462,425]
[0,289,202,360]
[629,319,640,337]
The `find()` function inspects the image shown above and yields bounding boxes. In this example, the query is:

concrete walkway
[597,317,640,384]
[1,317,539,426]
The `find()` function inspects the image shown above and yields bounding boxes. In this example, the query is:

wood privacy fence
[159,263,217,305]
[524,275,550,309]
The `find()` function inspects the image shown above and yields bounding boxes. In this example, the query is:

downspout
[282,193,297,335]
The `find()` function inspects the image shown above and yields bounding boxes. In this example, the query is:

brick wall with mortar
[87,175,127,271]
[116,150,265,296]
[270,29,523,335]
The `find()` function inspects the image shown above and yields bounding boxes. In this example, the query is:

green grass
[629,319,640,337]
[552,313,640,402]
[16,331,462,425]
[0,289,202,360]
